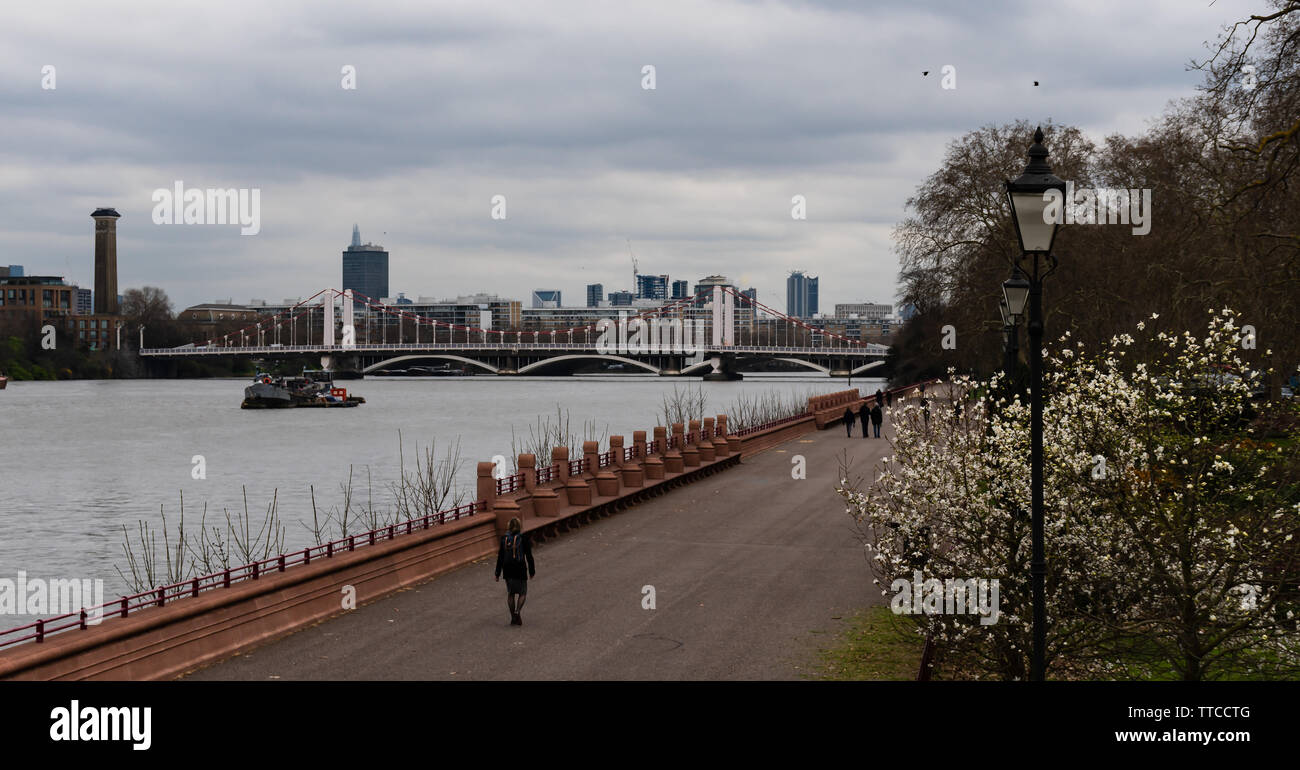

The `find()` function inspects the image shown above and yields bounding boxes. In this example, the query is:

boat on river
[241,372,365,409]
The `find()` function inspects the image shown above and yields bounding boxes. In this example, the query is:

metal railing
[0,500,483,650]
[496,472,525,495]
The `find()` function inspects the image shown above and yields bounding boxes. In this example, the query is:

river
[0,374,884,629]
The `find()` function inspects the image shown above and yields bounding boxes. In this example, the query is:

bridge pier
[701,354,742,381]
[320,354,364,379]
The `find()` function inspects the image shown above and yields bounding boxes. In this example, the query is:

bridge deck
[183,420,893,680]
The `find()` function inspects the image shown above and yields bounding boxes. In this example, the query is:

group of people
[844,387,886,438]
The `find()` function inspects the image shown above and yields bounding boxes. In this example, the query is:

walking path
[186,417,896,680]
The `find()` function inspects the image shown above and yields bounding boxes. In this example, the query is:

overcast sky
[0,0,1254,314]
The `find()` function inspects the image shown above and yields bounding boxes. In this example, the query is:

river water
[0,374,884,629]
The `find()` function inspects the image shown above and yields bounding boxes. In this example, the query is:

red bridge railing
[0,500,484,651]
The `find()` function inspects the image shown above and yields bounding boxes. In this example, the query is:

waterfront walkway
[186,420,894,680]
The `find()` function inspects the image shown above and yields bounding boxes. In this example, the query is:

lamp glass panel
[1004,282,1029,317]
[1010,190,1057,253]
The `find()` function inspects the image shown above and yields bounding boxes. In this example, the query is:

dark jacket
[843,408,856,425]
[870,405,883,425]
[495,532,536,581]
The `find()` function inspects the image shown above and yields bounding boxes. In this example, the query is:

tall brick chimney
[92,207,120,315]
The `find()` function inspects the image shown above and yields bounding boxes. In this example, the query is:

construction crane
[627,239,639,295]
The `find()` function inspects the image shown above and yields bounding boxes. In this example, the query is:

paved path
[186,421,894,680]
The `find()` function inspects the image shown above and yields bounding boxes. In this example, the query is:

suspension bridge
[140,286,888,378]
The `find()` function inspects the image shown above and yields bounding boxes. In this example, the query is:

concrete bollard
[610,435,625,467]
[621,459,645,487]
[532,485,560,517]
[518,454,536,493]
[665,423,685,474]
[712,414,730,457]
[698,430,716,462]
[644,439,665,476]
[583,440,600,476]
[494,496,520,533]
[553,446,570,482]
[632,430,647,459]
[565,475,592,506]
[477,461,497,512]
[653,426,667,456]
[595,469,620,497]
[702,417,714,442]
[682,421,701,467]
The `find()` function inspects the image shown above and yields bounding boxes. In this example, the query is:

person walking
[494,517,536,626]
[842,406,855,437]
[859,402,870,439]
[875,389,884,409]
[870,401,883,438]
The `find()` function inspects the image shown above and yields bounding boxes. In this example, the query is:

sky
[0,0,1257,315]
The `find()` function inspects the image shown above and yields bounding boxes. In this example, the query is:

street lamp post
[1004,126,1065,682]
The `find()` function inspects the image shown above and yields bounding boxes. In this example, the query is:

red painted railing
[535,463,557,485]
[0,500,483,650]
[568,458,586,476]
[598,450,616,468]
[496,472,525,495]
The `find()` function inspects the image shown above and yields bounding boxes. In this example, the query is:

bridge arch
[850,360,886,375]
[516,354,661,375]
[770,357,832,375]
[362,354,499,374]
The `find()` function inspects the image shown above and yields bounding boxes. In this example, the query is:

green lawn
[809,605,928,680]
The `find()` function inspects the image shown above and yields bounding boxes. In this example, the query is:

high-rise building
[786,271,819,318]
[608,290,634,307]
[76,288,92,314]
[586,283,603,307]
[635,273,668,301]
[342,226,389,304]
[531,289,562,308]
[671,279,689,300]
[92,208,120,315]
[0,265,22,278]
[742,287,758,305]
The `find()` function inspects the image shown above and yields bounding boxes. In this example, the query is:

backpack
[503,533,526,567]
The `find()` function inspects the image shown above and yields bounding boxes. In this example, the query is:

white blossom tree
[839,308,1300,680]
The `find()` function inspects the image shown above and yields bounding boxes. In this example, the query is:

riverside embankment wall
[0,379,936,680]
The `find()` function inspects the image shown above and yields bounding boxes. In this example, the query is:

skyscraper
[586,283,604,307]
[635,273,668,301]
[786,271,819,318]
[342,226,389,303]
[671,280,689,300]
[92,208,120,315]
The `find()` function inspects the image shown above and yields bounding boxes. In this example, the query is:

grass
[808,605,928,680]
